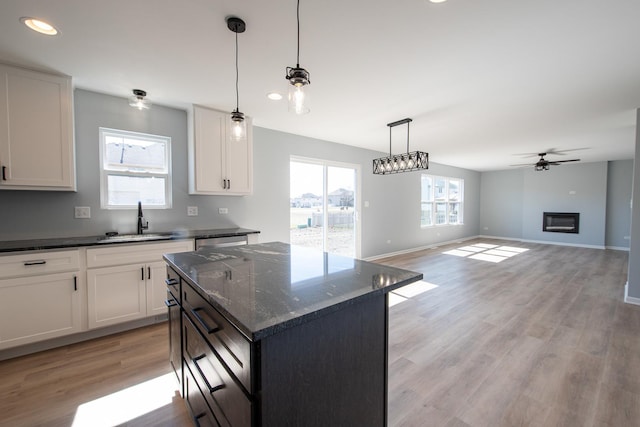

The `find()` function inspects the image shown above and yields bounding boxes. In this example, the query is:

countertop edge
[164,254,423,342]
[0,228,261,253]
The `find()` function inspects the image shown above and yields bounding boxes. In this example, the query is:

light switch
[187,206,198,216]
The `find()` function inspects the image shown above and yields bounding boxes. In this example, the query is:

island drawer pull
[193,354,225,394]
[166,278,179,286]
[24,260,46,266]
[192,308,220,334]
[165,299,178,308]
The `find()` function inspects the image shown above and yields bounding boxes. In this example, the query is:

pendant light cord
[235,30,240,111]
[296,0,301,67]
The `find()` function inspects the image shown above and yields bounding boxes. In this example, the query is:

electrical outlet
[219,208,228,214]
[187,206,198,216]
[74,206,91,219]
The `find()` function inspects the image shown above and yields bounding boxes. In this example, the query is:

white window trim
[99,127,172,209]
[421,174,464,228]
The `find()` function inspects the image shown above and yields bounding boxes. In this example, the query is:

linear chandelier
[372,118,429,175]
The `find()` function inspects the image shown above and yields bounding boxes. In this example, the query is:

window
[421,175,463,227]
[99,128,172,209]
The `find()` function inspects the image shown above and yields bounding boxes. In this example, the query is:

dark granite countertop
[0,228,260,253]
[163,241,423,341]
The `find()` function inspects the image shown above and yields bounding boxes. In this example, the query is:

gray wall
[211,127,481,258]
[606,160,633,248]
[628,109,640,299]
[522,162,607,247]
[0,89,481,259]
[479,169,524,239]
[480,161,631,249]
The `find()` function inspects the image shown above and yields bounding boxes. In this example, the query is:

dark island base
[259,294,387,426]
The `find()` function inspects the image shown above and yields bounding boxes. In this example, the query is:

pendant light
[285,0,311,114]
[372,118,429,175]
[227,17,247,141]
[129,89,151,110]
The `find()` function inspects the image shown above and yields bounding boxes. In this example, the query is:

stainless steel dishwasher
[195,235,249,249]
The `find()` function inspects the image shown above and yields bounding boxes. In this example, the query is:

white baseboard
[366,234,618,261]
[606,245,630,251]
[477,235,523,242]
[480,235,606,250]
[625,282,640,306]
[364,236,477,261]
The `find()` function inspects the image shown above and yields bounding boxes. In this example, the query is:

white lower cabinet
[0,250,82,350]
[86,240,194,330]
[87,264,147,328]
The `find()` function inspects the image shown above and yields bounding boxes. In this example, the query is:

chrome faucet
[137,201,148,235]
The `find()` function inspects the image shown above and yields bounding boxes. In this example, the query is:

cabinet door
[147,261,169,316]
[224,117,253,195]
[192,105,225,193]
[0,272,81,349]
[0,64,75,190]
[87,264,147,329]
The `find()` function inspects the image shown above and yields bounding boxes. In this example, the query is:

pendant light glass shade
[227,17,247,140]
[229,110,246,142]
[128,89,151,110]
[287,67,310,114]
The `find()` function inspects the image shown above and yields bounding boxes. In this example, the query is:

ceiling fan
[511,152,581,171]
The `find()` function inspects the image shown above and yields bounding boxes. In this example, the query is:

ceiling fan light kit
[373,118,429,175]
[511,152,581,171]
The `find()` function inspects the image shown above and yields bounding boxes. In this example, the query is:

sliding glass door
[290,157,360,257]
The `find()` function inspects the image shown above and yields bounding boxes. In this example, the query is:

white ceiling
[1,0,639,172]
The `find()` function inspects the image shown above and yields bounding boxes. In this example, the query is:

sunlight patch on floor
[389,280,439,307]
[444,243,530,263]
[72,373,178,427]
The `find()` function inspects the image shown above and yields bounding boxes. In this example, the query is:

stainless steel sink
[97,233,175,243]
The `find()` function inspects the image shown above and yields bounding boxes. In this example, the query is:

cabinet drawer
[183,282,251,392]
[87,240,194,268]
[185,364,219,427]
[183,314,251,427]
[166,266,181,302]
[0,250,80,279]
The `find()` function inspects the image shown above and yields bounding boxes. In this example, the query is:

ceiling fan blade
[545,148,587,156]
[513,148,587,158]
[554,159,580,163]
[509,163,535,167]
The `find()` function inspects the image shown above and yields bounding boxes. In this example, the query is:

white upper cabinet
[188,105,253,195]
[0,63,76,191]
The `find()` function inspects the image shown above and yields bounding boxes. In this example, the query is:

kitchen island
[164,242,423,426]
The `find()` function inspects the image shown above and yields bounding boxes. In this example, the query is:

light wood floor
[382,239,636,427]
[0,239,636,426]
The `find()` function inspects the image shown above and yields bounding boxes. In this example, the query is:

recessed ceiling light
[430,0,448,3]
[267,92,283,101]
[20,17,59,35]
